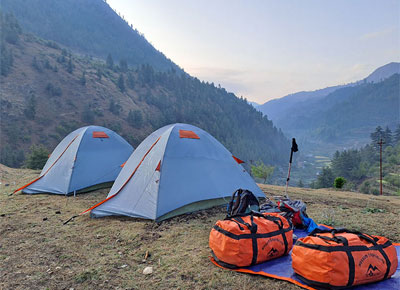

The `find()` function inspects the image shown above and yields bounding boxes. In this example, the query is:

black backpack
[227,189,260,217]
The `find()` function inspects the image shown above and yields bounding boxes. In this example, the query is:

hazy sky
[108,0,400,103]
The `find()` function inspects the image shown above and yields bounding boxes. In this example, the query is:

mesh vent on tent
[179,130,200,139]
[93,131,109,138]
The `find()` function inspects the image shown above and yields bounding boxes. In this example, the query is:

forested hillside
[312,125,400,195]
[281,74,399,142]
[258,63,399,155]
[1,0,180,72]
[0,12,289,169]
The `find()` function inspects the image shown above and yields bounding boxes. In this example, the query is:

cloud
[359,27,396,41]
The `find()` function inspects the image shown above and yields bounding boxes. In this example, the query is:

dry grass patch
[0,165,399,289]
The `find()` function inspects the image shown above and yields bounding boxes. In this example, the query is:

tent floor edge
[156,197,230,222]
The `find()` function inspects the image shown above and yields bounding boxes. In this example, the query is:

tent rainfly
[15,126,134,195]
[86,123,264,221]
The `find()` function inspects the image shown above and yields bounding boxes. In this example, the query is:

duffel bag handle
[229,211,284,230]
[232,214,258,233]
[310,228,379,245]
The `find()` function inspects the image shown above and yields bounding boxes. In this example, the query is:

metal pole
[285,152,293,199]
[378,138,384,195]
[285,138,298,199]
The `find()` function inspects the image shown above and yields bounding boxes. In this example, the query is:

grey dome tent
[14,126,134,195]
[85,123,264,221]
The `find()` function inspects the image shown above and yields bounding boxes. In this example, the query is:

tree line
[311,125,400,195]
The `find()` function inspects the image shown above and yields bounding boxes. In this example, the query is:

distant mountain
[280,74,399,140]
[1,0,180,72]
[258,62,399,123]
[0,13,289,169]
[257,63,400,153]
[257,84,351,122]
[364,62,400,83]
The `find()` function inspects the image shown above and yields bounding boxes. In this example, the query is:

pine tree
[383,126,392,147]
[25,145,49,169]
[127,109,143,128]
[106,53,114,69]
[127,72,135,89]
[370,126,383,148]
[394,124,400,144]
[23,94,36,120]
[96,68,102,81]
[80,71,86,86]
[67,57,73,73]
[117,74,125,92]
[315,167,334,188]
[119,59,128,72]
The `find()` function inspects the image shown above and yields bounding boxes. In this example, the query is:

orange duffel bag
[292,228,398,289]
[210,212,293,268]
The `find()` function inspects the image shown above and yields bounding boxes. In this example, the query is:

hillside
[1,0,180,72]
[365,62,400,83]
[279,74,399,143]
[257,84,350,123]
[1,165,399,289]
[259,62,400,123]
[258,71,399,160]
[0,14,289,169]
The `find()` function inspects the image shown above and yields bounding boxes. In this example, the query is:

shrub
[251,161,274,184]
[81,105,95,123]
[117,74,125,92]
[45,83,62,97]
[109,99,121,115]
[360,180,370,194]
[25,145,49,169]
[334,177,347,189]
[127,109,143,128]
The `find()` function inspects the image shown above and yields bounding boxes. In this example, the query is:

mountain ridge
[258,62,400,122]
[1,0,181,72]
[0,12,289,170]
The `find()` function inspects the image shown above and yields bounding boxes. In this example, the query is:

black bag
[226,189,259,217]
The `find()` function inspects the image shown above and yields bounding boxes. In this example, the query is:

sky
[108,0,400,104]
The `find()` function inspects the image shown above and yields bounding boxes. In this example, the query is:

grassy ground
[1,165,399,289]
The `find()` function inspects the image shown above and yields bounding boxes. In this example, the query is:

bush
[0,145,25,168]
[127,109,143,128]
[334,177,347,189]
[81,105,95,123]
[360,180,370,194]
[109,99,121,115]
[45,83,62,97]
[25,145,49,169]
[251,161,274,184]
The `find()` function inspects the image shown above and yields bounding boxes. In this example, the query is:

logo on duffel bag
[366,264,381,277]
